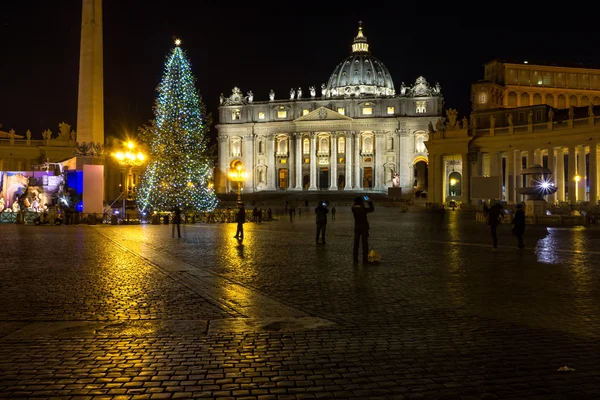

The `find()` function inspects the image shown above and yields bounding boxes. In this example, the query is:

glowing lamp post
[228,165,248,204]
[111,141,146,221]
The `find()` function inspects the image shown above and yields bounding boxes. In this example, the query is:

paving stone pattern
[1,208,600,399]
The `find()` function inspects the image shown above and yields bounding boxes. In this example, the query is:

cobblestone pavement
[1,208,600,399]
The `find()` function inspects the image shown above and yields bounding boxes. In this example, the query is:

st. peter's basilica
[215,23,443,194]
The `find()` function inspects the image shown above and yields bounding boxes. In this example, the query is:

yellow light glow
[175,38,182,46]
[137,152,145,161]
[187,181,194,187]
[450,178,457,186]
[575,175,581,182]
[127,141,134,149]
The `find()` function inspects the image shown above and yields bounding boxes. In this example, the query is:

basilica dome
[324,23,395,98]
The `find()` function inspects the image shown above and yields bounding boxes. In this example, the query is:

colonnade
[428,143,599,205]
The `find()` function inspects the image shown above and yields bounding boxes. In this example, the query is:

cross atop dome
[352,21,369,53]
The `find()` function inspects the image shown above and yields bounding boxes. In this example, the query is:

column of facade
[461,152,470,205]
[329,133,338,190]
[353,132,361,189]
[527,149,535,168]
[434,154,444,204]
[590,143,598,205]
[344,132,353,190]
[515,151,523,203]
[287,134,294,189]
[374,132,385,190]
[242,134,254,192]
[577,145,587,202]
[309,133,318,190]
[490,151,501,200]
[217,136,229,193]
[556,148,565,202]
[266,134,276,190]
[294,133,303,190]
[547,148,555,203]
[506,150,515,204]
[534,149,543,165]
[567,146,577,204]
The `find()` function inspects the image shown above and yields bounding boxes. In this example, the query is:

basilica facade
[215,24,443,194]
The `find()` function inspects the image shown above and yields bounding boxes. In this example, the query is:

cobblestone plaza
[1,208,600,399]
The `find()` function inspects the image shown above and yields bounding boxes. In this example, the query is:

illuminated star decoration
[174,38,182,46]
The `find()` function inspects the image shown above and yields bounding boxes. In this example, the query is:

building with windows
[215,24,443,194]
[472,60,600,112]
[426,61,600,207]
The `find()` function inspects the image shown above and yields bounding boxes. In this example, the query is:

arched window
[320,137,329,153]
[303,138,310,154]
[338,137,345,153]
[545,94,554,107]
[258,169,265,183]
[520,92,530,106]
[533,93,542,105]
[569,95,578,107]
[363,136,372,153]
[557,95,566,109]
[387,136,394,151]
[508,92,517,106]
[415,136,426,153]
[258,140,264,154]
[581,96,590,106]
[278,138,287,154]
[231,138,241,156]
[594,97,600,106]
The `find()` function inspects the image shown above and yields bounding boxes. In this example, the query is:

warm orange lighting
[575,175,581,182]
[450,178,457,186]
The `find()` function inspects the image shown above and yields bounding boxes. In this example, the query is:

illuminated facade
[216,24,443,194]
[426,61,600,206]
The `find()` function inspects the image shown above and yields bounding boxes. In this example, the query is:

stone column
[547,148,555,204]
[434,154,444,204]
[374,132,384,190]
[577,145,587,202]
[329,133,338,190]
[506,150,514,204]
[527,149,535,168]
[534,149,543,165]
[242,134,254,192]
[294,133,303,190]
[461,152,470,205]
[353,132,362,189]
[568,146,577,204]
[344,132,353,190]
[287,134,294,189]
[309,133,318,190]
[490,151,502,200]
[590,143,598,205]
[266,134,276,190]
[218,135,229,193]
[556,148,565,202]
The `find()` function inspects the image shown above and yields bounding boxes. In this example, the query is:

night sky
[1,3,597,141]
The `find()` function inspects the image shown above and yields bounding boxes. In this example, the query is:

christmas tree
[137,40,219,212]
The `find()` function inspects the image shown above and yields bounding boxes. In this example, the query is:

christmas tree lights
[137,40,219,212]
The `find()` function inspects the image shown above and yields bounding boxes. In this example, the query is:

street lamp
[111,141,146,222]
[228,165,248,203]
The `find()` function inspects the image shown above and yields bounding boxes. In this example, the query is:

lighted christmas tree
[137,39,219,212]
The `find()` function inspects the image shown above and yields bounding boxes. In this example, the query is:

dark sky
[1,2,597,140]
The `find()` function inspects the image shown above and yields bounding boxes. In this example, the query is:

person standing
[315,201,329,244]
[483,201,504,251]
[172,207,182,238]
[234,203,245,239]
[289,207,294,222]
[512,204,526,249]
[352,196,374,263]
[331,206,337,221]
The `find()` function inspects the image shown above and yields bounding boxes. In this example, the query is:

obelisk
[76,0,104,147]
[76,0,105,214]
